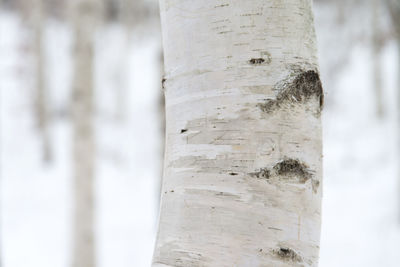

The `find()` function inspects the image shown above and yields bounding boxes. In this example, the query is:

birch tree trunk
[32,0,52,162]
[153,1,323,266]
[70,0,99,266]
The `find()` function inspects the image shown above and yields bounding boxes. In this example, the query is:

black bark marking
[268,227,283,231]
[218,30,233,35]
[249,58,265,65]
[274,247,303,263]
[249,168,270,179]
[273,158,311,183]
[215,3,229,8]
[161,77,166,90]
[249,52,271,65]
[241,13,263,16]
[180,129,188,134]
[258,70,324,113]
[249,158,319,193]
[229,172,238,176]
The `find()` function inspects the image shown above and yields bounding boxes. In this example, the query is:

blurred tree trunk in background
[32,0,52,162]
[153,1,323,266]
[372,0,384,117]
[70,0,100,266]
[112,0,133,121]
[109,0,153,121]
[385,0,400,221]
[113,0,157,121]
[120,0,133,33]
[386,0,400,103]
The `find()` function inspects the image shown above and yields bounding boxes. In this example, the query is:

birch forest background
[0,0,400,266]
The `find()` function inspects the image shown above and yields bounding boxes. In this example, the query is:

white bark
[157,49,166,208]
[153,1,323,266]
[70,0,99,266]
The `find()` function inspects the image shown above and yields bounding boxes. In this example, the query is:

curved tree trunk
[152,0,323,266]
[70,0,99,266]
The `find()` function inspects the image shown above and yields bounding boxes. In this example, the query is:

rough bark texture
[71,0,99,266]
[153,0,323,266]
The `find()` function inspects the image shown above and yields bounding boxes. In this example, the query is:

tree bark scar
[273,158,311,183]
[249,51,272,65]
[214,3,229,8]
[249,58,265,65]
[249,168,270,179]
[162,77,166,90]
[273,247,303,263]
[249,158,319,193]
[258,70,324,114]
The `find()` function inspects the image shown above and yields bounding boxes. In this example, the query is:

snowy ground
[1,4,400,267]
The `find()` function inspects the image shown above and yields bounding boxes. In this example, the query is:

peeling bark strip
[154,0,322,266]
[258,70,324,114]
